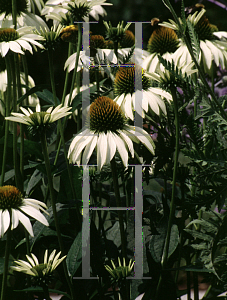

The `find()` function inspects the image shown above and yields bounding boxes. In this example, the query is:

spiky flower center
[90,35,105,49]
[104,40,114,49]
[148,26,179,55]
[120,30,135,48]
[114,64,151,96]
[194,16,218,41]
[0,186,23,210]
[89,96,126,133]
[68,2,91,21]
[0,0,28,16]
[0,28,19,43]
[61,25,78,43]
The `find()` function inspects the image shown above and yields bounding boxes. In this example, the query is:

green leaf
[23,140,43,160]
[26,169,42,196]
[149,223,179,263]
[66,231,82,278]
[35,89,60,105]
[186,219,219,234]
[181,0,187,33]
[58,165,82,203]
[14,204,64,251]
[14,287,71,299]
[187,19,200,62]
[17,84,50,105]
[0,164,39,184]
[184,229,212,241]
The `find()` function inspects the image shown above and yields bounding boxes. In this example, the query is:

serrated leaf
[190,243,207,250]
[187,19,200,62]
[186,219,219,234]
[184,229,212,241]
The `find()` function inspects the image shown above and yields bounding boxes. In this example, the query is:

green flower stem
[15,54,24,191]
[155,86,180,300]
[162,0,227,119]
[39,131,74,300]
[110,158,127,261]
[12,0,17,29]
[0,56,11,186]
[40,282,51,300]
[12,55,20,189]
[47,47,81,228]
[61,42,73,105]
[95,68,100,96]
[20,56,29,189]
[1,218,12,300]
[67,23,82,111]
[47,48,58,107]
[21,56,29,106]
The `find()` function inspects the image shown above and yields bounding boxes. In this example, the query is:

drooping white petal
[16,210,34,236]
[9,41,24,54]
[11,209,19,230]
[131,126,155,154]
[105,131,116,165]
[82,135,98,165]
[200,40,212,70]
[112,133,128,167]
[69,134,93,164]
[0,210,10,236]
[1,42,10,57]
[20,205,49,226]
[119,130,134,157]
[97,133,107,170]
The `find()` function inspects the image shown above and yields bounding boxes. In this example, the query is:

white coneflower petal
[6,104,71,137]
[0,186,48,237]
[68,96,155,170]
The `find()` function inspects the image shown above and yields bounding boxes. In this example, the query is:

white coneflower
[11,249,66,278]
[0,71,40,116]
[0,0,47,30]
[0,185,48,237]
[5,104,72,136]
[42,0,112,24]
[105,257,134,282]
[161,8,227,75]
[114,63,172,120]
[146,60,197,88]
[68,96,155,170]
[143,18,179,73]
[0,26,44,57]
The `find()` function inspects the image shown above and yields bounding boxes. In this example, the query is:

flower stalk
[39,131,74,299]
[0,217,12,300]
[67,23,82,110]
[47,42,81,229]
[1,56,12,186]
[155,86,180,300]
[110,158,127,259]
